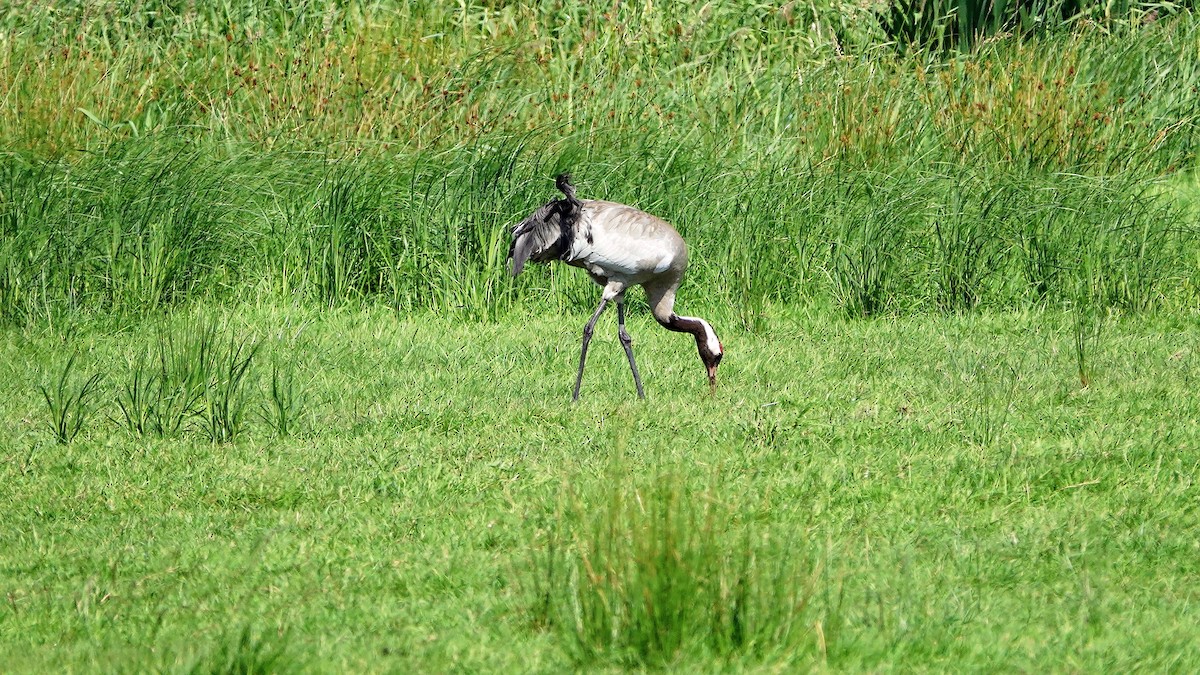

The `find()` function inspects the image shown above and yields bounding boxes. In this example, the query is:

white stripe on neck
[679,315,721,354]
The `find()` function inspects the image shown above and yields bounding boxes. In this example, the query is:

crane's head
[694,320,723,391]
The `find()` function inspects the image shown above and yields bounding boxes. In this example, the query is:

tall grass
[0,144,240,325]
[881,0,1183,48]
[260,360,305,438]
[115,322,219,438]
[0,4,1197,324]
[2,2,1196,171]
[0,139,1192,325]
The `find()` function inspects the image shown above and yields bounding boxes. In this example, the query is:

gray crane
[509,174,723,401]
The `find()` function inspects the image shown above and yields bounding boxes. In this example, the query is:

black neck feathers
[553,174,583,257]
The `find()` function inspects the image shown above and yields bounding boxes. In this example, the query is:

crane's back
[566,200,688,285]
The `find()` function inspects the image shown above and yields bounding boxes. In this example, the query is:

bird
[508,174,723,401]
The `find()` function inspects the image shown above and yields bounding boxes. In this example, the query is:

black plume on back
[508,175,584,276]
[556,173,579,204]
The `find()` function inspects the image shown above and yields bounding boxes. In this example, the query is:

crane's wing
[508,176,583,276]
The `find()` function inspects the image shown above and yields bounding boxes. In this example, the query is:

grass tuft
[184,626,296,675]
[200,335,261,443]
[38,352,103,444]
[529,467,818,667]
[260,359,306,438]
[113,320,262,441]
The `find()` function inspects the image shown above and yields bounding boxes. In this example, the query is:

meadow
[2,0,1200,671]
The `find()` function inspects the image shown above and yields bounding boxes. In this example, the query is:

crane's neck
[658,314,723,387]
[661,314,720,354]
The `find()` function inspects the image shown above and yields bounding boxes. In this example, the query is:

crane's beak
[707,364,718,393]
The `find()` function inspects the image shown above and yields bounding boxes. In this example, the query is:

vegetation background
[1,0,1199,671]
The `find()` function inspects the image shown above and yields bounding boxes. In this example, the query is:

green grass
[1,4,1197,325]
[3,1,1198,170]
[2,1,1200,671]
[1,143,1194,327]
[3,302,1200,671]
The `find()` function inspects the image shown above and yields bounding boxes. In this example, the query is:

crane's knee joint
[618,328,632,344]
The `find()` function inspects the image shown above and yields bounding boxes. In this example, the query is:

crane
[509,174,723,400]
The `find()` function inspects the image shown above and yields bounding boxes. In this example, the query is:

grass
[529,465,817,666]
[0,144,1193,327]
[3,2,1198,171]
[3,302,1200,670]
[2,1,1200,671]
[1,5,1197,324]
[38,353,103,445]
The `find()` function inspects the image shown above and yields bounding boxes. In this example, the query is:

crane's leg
[573,282,628,402]
[573,297,609,402]
[617,300,645,399]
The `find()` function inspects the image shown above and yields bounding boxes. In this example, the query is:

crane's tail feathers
[511,220,534,238]
[507,178,579,277]
[509,231,534,276]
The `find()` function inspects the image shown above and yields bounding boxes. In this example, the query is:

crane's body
[565,201,686,283]
[509,175,723,400]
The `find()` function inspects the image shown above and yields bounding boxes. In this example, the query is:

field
[2,1,1200,671]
